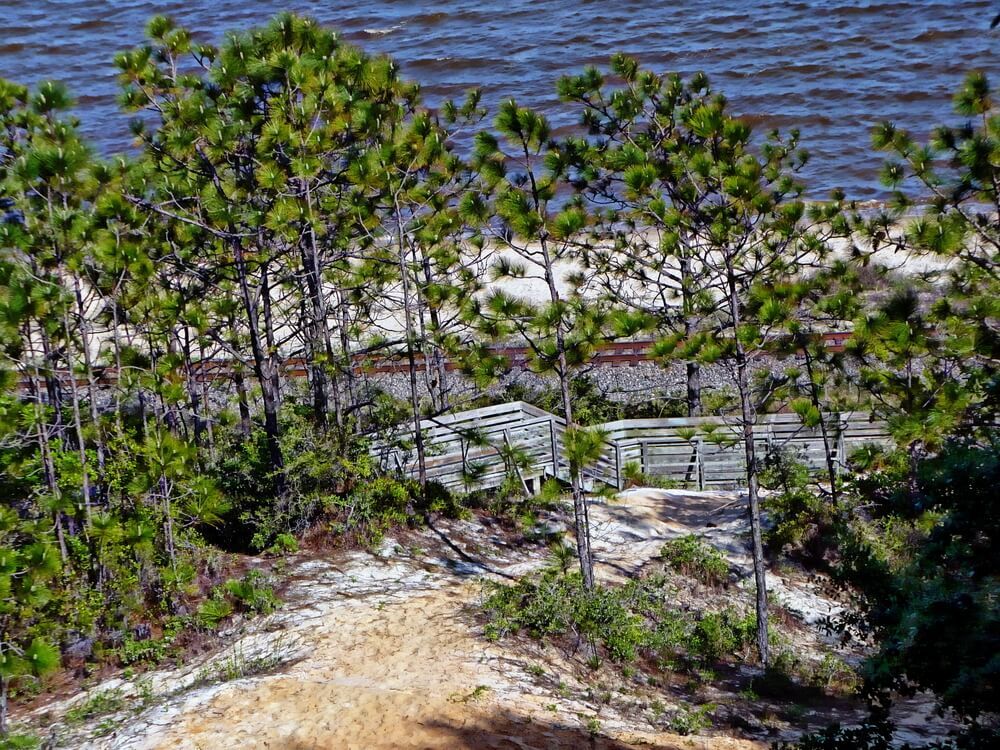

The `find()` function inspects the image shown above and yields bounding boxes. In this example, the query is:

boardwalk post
[615,442,623,490]
[835,420,846,474]
[640,440,648,475]
[696,438,705,491]
[549,418,559,479]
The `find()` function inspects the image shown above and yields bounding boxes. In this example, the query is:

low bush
[660,535,730,586]
[622,461,680,490]
[669,702,715,735]
[195,570,278,630]
[759,448,837,563]
[482,569,760,670]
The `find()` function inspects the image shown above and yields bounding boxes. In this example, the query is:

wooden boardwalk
[373,401,890,492]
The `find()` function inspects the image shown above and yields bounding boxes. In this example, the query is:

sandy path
[41,493,781,749]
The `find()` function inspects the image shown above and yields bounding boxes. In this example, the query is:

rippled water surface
[3,1,999,197]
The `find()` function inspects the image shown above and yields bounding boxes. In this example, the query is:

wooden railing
[373,402,890,492]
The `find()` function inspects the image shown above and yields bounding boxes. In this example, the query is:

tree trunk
[231,239,285,489]
[62,314,93,528]
[198,339,217,462]
[681,258,702,418]
[539,232,595,591]
[802,347,839,504]
[27,331,68,562]
[233,367,252,438]
[0,673,8,738]
[396,226,428,496]
[418,248,450,412]
[299,243,331,431]
[181,327,204,450]
[559,366,596,591]
[301,187,338,432]
[73,277,106,497]
[727,276,770,666]
[686,361,702,417]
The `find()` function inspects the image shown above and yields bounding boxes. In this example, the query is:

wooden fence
[373,401,890,492]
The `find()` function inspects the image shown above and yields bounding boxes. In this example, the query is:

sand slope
[33,490,834,749]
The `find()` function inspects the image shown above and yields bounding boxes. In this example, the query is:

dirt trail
[29,489,883,749]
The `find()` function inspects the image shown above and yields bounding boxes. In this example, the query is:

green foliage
[195,645,286,685]
[329,474,414,548]
[668,702,715,735]
[0,15,997,742]
[835,440,1000,719]
[759,448,836,560]
[196,569,278,631]
[495,377,623,426]
[482,570,758,669]
[64,687,127,726]
[0,734,40,750]
[195,598,234,631]
[622,461,680,490]
[223,570,279,617]
[266,534,299,556]
[660,535,729,586]
[688,609,757,663]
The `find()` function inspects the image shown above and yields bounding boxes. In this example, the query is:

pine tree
[558,58,722,417]
[358,91,487,493]
[471,100,608,589]
[855,70,1000,450]
[639,87,837,665]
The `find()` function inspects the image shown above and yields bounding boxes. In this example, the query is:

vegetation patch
[660,535,730,587]
[482,568,757,669]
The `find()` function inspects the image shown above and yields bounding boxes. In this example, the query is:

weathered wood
[374,402,891,491]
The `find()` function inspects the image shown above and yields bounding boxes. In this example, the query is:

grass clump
[195,644,286,686]
[64,688,128,726]
[0,735,40,750]
[482,569,758,670]
[660,535,730,586]
[621,461,680,490]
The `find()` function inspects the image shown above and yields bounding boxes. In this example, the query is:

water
[2,0,999,198]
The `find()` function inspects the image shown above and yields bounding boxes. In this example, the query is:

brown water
[2,1,999,198]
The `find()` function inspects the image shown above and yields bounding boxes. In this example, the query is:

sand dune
[39,491,845,749]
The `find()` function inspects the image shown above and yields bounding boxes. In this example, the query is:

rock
[132,623,152,641]
[63,635,94,661]
[731,711,767,735]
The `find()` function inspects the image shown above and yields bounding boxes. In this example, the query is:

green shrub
[689,608,756,663]
[660,535,729,586]
[669,702,715,735]
[483,571,759,669]
[195,597,234,630]
[267,533,299,555]
[117,636,166,666]
[64,687,128,726]
[482,571,575,642]
[330,474,414,547]
[622,461,680,490]
[759,448,836,560]
[0,734,40,750]
[223,570,279,616]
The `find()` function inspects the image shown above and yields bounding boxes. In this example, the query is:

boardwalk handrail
[374,402,891,492]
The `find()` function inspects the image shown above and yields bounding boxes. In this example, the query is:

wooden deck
[373,401,890,492]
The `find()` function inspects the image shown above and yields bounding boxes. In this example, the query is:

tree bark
[802,346,839,504]
[396,224,428,496]
[231,239,285,489]
[539,234,595,591]
[727,275,770,667]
